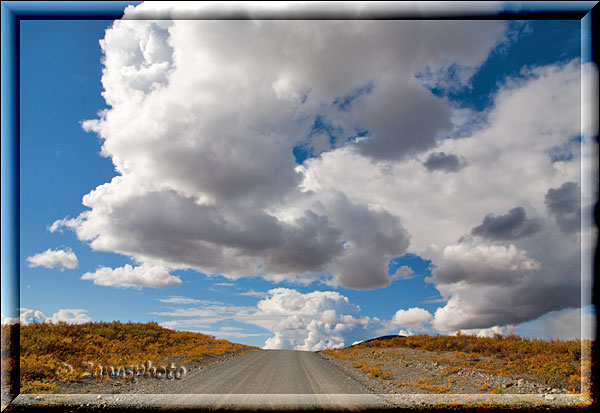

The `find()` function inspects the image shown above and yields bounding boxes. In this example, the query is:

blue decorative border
[1,0,598,409]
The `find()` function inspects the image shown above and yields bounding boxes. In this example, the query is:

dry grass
[2,321,257,393]
[416,376,452,393]
[321,333,592,393]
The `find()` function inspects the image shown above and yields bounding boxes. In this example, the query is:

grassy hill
[2,321,257,393]
[322,333,592,393]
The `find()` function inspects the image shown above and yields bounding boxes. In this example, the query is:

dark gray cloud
[325,193,411,289]
[544,181,580,234]
[423,152,468,172]
[430,244,541,287]
[354,78,453,160]
[68,186,410,289]
[92,189,345,277]
[431,228,581,331]
[266,210,345,274]
[471,206,543,240]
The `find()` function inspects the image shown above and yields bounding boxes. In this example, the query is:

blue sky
[10,3,596,349]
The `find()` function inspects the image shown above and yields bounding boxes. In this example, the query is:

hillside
[1,321,257,393]
[321,333,592,395]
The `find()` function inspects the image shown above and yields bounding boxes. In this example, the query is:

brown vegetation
[321,333,592,393]
[2,321,257,393]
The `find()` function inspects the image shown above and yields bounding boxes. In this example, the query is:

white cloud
[81,263,181,289]
[7,308,92,326]
[516,307,596,341]
[48,217,81,233]
[58,15,508,291]
[213,282,234,287]
[390,307,433,329]
[153,286,593,348]
[122,2,505,20]
[431,243,541,286]
[157,296,220,305]
[16,308,47,325]
[152,304,254,319]
[154,288,419,350]
[27,248,78,270]
[51,5,592,337]
[199,326,269,339]
[237,290,269,298]
[47,309,92,325]
[392,266,414,280]
[457,325,517,338]
[300,60,585,333]
[160,320,212,330]
[253,288,385,350]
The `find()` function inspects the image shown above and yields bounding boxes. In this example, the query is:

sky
[8,2,598,349]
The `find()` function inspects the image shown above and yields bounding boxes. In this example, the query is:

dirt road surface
[136,349,370,394]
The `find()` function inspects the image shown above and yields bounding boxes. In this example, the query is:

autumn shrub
[325,333,592,393]
[352,361,367,369]
[368,367,383,378]
[440,366,460,376]
[478,382,490,392]
[18,321,257,393]
[381,370,393,380]
[415,376,451,393]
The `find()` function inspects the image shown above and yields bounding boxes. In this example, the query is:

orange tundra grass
[1,321,258,393]
[321,332,592,393]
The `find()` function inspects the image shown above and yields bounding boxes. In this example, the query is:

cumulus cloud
[390,307,433,329]
[155,288,409,350]
[429,224,581,332]
[15,308,47,325]
[9,308,92,326]
[423,152,468,172]
[53,5,590,337]
[253,288,379,350]
[81,263,181,289]
[122,2,505,20]
[301,60,584,333]
[27,248,78,270]
[56,15,509,290]
[517,307,596,341]
[48,309,93,324]
[321,193,411,289]
[457,325,517,338]
[431,243,541,286]
[471,206,544,240]
[545,181,581,234]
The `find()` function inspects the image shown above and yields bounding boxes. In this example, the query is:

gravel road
[133,349,370,394]
[8,349,590,410]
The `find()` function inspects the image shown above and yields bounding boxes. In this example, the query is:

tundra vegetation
[321,332,592,394]
[1,321,257,393]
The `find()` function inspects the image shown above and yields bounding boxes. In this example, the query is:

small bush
[369,367,383,378]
